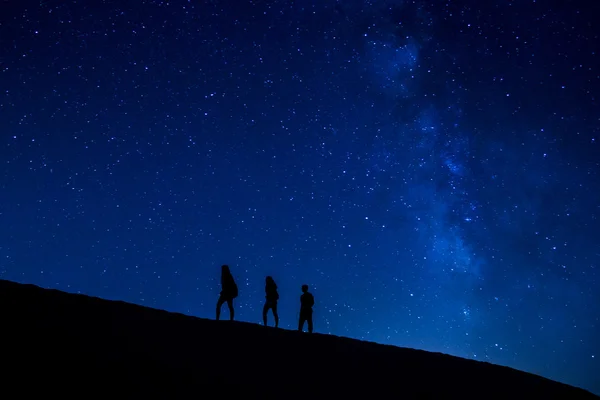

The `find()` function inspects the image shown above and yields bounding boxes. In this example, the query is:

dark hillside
[0,279,596,399]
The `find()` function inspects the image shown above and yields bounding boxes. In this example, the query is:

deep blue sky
[1,0,598,394]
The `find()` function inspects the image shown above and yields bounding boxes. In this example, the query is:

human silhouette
[262,276,279,327]
[298,284,314,333]
[216,264,238,321]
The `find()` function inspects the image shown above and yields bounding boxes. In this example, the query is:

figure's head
[221,264,230,274]
[266,276,274,284]
[301,284,308,293]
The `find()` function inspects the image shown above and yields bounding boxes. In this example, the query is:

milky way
[1,0,598,394]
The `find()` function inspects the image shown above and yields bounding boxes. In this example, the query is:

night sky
[1,0,599,394]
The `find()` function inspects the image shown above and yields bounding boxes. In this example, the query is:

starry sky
[1,0,599,394]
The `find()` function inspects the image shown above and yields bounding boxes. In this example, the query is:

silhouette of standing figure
[263,276,279,327]
[298,284,314,333]
[216,264,238,321]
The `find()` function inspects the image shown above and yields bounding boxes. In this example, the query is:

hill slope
[0,279,596,399]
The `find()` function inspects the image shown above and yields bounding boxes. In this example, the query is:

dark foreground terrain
[0,279,596,399]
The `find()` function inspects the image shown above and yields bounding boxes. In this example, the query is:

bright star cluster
[0,0,598,394]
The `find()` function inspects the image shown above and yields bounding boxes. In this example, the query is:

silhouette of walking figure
[298,284,314,333]
[263,276,279,327]
[216,264,238,321]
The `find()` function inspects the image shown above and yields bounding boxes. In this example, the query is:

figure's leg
[298,312,305,331]
[263,303,269,326]
[272,302,279,328]
[307,311,313,333]
[227,298,234,321]
[216,296,225,320]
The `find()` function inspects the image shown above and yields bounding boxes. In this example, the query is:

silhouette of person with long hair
[216,264,238,321]
[298,284,314,333]
[263,276,279,327]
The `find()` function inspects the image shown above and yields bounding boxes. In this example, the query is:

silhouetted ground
[0,279,597,399]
